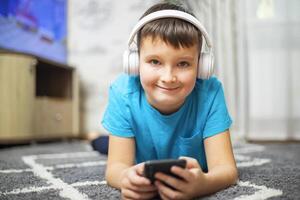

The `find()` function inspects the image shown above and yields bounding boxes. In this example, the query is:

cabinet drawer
[35,97,73,138]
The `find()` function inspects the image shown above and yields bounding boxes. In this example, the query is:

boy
[102,2,238,199]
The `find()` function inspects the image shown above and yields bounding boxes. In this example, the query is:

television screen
[0,0,67,64]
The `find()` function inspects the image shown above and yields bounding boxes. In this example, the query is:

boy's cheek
[140,68,153,82]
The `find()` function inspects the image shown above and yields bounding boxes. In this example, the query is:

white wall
[186,0,300,141]
[68,0,158,134]
[242,0,300,140]
[184,0,242,140]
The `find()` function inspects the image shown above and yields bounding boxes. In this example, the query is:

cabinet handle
[29,66,34,74]
[54,113,63,121]
[29,59,37,74]
[31,59,37,67]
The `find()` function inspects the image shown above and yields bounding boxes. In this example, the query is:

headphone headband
[123,9,214,79]
[127,10,213,49]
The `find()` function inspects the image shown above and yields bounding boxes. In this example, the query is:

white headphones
[123,10,214,79]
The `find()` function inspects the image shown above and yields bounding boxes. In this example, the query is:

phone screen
[144,159,187,183]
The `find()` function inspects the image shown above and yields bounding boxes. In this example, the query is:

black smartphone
[144,159,187,183]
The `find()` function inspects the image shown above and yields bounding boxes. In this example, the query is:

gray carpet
[0,140,299,200]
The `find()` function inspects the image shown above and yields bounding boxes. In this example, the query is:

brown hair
[137,3,202,51]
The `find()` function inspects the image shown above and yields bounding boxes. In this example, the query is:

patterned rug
[0,141,299,199]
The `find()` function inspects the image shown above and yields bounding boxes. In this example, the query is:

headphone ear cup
[123,49,139,75]
[123,49,130,74]
[198,52,214,79]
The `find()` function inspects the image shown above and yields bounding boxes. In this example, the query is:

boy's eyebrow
[143,54,195,60]
[178,55,195,60]
[143,54,160,59]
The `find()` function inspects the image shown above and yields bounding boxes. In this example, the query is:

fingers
[155,181,183,200]
[123,168,156,192]
[122,188,158,200]
[159,193,169,200]
[128,164,151,186]
[135,162,145,176]
[159,192,170,200]
[122,176,157,192]
[121,176,157,199]
[154,172,186,192]
[179,156,200,169]
[170,166,193,182]
[129,171,150,185]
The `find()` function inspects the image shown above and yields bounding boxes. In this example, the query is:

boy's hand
[154,157,205,200]
[120,163,158,200]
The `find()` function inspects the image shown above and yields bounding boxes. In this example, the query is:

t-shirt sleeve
[203,82,232,139]
[101,85,134,137]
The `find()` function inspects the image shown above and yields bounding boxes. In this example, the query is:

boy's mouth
[156,85,180,91]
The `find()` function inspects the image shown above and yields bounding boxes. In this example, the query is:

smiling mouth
[156,85,179,91]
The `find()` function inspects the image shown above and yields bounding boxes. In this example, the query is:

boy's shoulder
[110,73,141,95]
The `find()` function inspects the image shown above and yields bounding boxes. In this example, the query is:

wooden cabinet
[0,53,79,143]
[0,54,36,141]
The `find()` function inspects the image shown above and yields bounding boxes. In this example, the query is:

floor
[0,140,299,200]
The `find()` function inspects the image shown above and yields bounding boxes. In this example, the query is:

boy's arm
[105,135,136,189]
[152,130,237,199]
[201,130,238,195]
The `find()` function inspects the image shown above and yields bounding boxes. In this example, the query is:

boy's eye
[178,61,190,68]
[150,59,161,66]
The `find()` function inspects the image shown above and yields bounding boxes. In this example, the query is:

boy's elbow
[230,166,239,185]
[105,164,126,189]
[105,167,115,187]
[105,169,110,183]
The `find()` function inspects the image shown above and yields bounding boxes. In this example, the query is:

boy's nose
[161,67,177,83]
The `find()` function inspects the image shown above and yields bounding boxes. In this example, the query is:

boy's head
[136,3,203,114]
[137,3,202,52]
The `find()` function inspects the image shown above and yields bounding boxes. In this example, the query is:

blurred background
[0,0,299,144]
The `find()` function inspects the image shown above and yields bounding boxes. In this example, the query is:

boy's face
[139,36,199,114]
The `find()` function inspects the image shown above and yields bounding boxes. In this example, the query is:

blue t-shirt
[102,74,232,172]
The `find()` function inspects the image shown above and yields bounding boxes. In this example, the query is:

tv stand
[0,52,79,143]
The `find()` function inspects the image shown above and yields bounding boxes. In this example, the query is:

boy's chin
[153,98,185,112]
